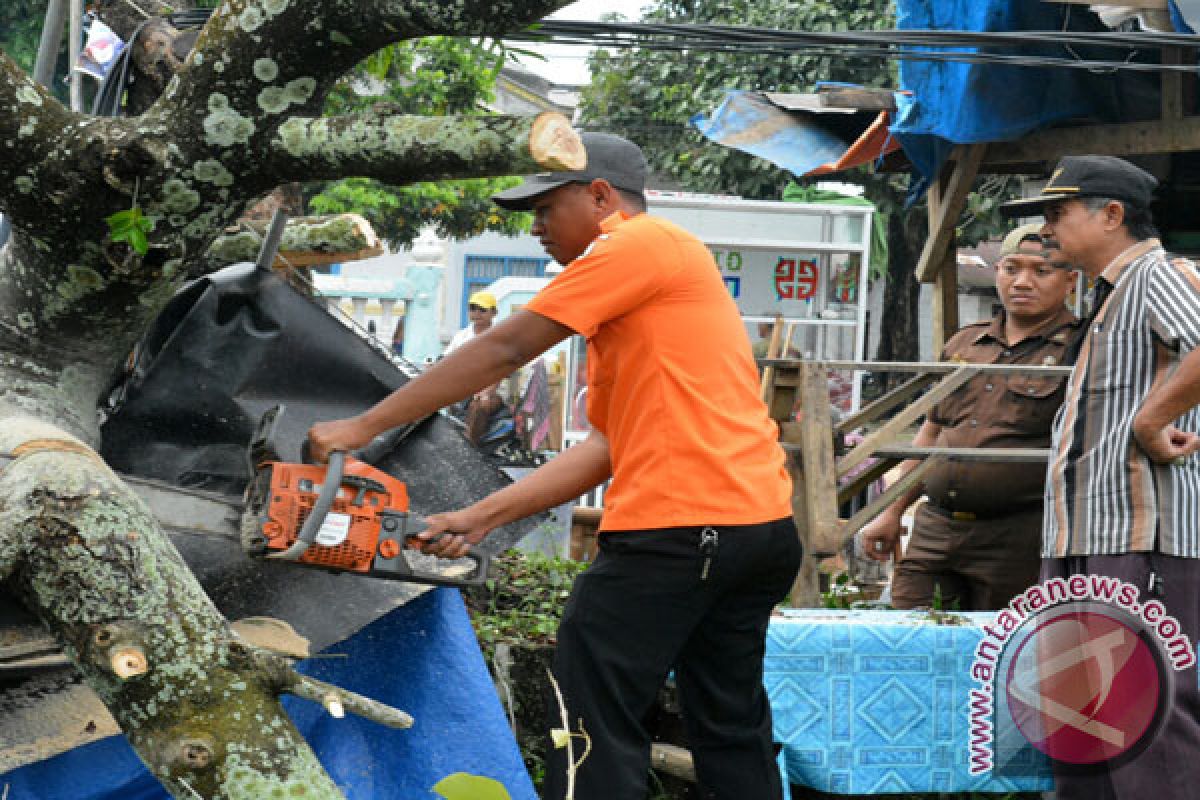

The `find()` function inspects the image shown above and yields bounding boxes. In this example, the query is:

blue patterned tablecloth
[766,609,1053,795]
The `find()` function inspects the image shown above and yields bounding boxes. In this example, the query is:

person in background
[390,318,405,357]
[861,223,1079,610]
[445,290,497,354]
[308,132,799,800]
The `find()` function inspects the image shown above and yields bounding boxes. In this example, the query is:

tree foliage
[580,0,1017,364]
[582,0,896,201]
[310,36,528,247]
[0,0,65,94]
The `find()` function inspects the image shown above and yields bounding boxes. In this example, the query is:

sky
[512,0,652,86]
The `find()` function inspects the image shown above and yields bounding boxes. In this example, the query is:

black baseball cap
[1000,155,1158,218]
[492,132,647,210]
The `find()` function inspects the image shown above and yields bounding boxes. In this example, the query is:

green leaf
[432,773,511,800]
[105,206,155,256]
[128,226,149,255]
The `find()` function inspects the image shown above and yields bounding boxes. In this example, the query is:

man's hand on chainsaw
[412,509,490,560]
[307,417,376,463]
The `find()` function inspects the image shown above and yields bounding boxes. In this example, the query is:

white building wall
[441,231,548,341]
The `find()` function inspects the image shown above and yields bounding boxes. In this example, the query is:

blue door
[461,255,551,325]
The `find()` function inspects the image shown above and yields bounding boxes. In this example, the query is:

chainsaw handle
[403,526,491,588]
[268,450,346,561]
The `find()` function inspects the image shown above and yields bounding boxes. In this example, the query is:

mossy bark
[0,0,577,796]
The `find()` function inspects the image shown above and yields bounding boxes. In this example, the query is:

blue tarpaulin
[0,589,536,800]
[1171,0,1200,32]
[891,0,1166,182]
[891,1,1098,181]
[693,91,860,178]
[691,89,902,180]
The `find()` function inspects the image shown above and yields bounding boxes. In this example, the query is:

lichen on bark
[0,0,580,796]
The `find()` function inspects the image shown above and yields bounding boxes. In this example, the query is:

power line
[512,19,1200,74]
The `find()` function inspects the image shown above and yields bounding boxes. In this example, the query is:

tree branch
[284,669,415,730]
[266,111,584,185]
[205,214,382,270]
[0,416,347,797]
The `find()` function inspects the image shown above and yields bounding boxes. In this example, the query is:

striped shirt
[1044,239,1200,557]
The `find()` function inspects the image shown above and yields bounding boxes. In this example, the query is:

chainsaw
[239,405,489,588]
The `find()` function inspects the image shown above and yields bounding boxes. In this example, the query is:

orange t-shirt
[525,211,793,531]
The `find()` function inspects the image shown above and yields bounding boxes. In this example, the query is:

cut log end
[111,646,149,679]
[530,113,586,172]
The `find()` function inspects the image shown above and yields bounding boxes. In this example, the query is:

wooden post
[918,146,981,352]
[780,362,842,607]
[1163,46,1184,122]
[933,258,959,355]
[796,362,840,555]
[759,313,786,400]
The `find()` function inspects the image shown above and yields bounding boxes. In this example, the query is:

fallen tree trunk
[0,0,583,795]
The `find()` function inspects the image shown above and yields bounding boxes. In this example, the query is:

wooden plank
[837,457,897,507]
[842,458,940,540]
[932,259,960,354]
[797,363,842,555]
[1163,47,1185,122]
[915,144,986,283]
[817,87,898,111]
[761,359,1072,377]
[781,420,822,606]
[767,365,801,423]
[874,445,1051,462]
[836,373,937,435]
[759,314,786,400]
[836,366,974,478]
[985,117,1200,167]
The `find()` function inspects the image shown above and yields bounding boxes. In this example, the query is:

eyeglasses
[469,304,490,312]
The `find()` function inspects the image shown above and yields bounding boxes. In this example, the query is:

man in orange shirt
[308,133,800,800]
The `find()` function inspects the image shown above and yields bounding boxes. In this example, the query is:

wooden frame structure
[764,358,1071,605]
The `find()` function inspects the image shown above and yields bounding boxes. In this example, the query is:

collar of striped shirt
[1099,238,1160,286]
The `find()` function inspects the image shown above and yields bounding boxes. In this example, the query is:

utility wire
[534,19,1200,52]
[512,20,1200,74]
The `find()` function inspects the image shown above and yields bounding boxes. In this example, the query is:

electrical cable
[513,19,1200,74]
[88,8,1200,78]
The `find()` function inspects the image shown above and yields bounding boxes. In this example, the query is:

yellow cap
[468,291,497,311]
[998,223,1044,259]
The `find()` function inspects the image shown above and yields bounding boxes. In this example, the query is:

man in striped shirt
[1002,155,1200,798]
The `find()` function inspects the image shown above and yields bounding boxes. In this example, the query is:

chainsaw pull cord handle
[267,450,346,561]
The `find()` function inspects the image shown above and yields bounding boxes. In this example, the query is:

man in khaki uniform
[861,225,1079,610]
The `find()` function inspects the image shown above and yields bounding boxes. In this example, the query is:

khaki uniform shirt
[923,307,1080,516]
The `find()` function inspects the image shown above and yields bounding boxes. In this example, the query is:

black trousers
[544,517,802,800]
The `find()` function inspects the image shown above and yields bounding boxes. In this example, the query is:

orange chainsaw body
[257,457,412,572]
